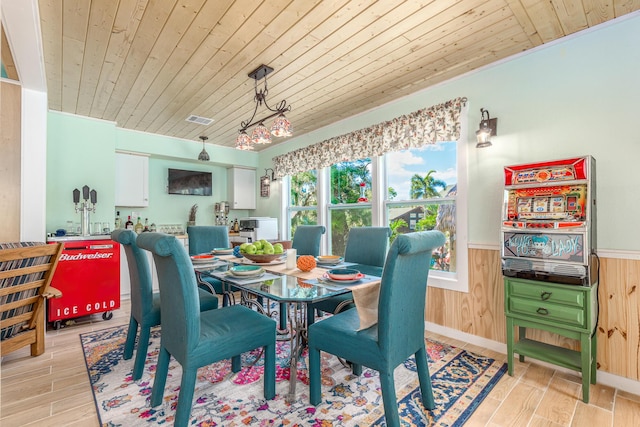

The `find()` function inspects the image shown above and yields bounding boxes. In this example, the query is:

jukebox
[501,156,598,403]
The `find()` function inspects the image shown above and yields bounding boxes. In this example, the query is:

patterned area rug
[81,325,506,426]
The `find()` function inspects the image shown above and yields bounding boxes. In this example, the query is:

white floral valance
[273,97,467,178]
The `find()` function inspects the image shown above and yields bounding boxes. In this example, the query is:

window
[384,141,468,291]
[328,159,372,256]
[287,170,318,238]
[284,139,467,291]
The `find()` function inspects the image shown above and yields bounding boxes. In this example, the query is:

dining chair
[308,230,446,427]
[291,225,326,256]
[137,232,276,427]
[187,225,230,304]
[111,229,219,381]
[308,226,391,325]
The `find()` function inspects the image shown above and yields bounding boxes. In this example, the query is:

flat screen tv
[168,168,212,196]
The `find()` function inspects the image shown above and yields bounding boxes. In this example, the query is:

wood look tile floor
[1,299,639,426]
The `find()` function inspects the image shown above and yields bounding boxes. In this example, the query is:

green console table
[504,277,598,403]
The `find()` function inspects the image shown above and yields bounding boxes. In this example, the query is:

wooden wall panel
[0,81,21,242]
[426,248,640,382]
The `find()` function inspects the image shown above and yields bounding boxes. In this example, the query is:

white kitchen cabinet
[227,167,256,210]
[115,152,149,207]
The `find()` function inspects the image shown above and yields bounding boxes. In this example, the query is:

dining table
[194,254,382,403]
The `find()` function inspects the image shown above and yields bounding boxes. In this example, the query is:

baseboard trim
[424,321,640,396]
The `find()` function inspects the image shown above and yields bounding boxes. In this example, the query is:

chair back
[377,231,445,353]
[343,226,391,267]
[0,242,63,356]
[137,232,201,361]
[187,226,230,255]
[291,225,326,256]
[111,229,154,320]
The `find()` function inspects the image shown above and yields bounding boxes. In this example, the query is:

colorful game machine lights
[501,156,597,286]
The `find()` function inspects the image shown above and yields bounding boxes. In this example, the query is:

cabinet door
[228,167,256,209]
[115,153,149,207]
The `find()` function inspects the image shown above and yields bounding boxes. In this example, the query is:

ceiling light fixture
[476,108,497,148]
[236,64,292,150]
[198,135,210,161]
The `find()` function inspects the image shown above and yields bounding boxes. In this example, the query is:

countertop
[47,234,113,242]
[47,233,190,242]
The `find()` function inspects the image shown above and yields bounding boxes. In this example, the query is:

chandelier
[236,64,292,150]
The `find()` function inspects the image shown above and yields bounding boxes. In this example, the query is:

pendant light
[198,136,210,161]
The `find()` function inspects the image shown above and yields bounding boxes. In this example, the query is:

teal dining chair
[308,226,391,326]
[111,229,218,381]
[291,225,326,256]
[187,225,231,304]
[308,230,446,427]
[137,232,276,427]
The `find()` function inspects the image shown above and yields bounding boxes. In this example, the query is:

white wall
[257,12,640,252]
[2,0,49,240]
[21,88,48,240]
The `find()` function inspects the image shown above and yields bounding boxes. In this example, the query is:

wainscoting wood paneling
[426,248,640,382]
[0,81,21,242]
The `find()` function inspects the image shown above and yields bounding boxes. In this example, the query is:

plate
[316,256,344,265]
[322,272,365,284]
[229,266,265,277]
[327,268,361,280]
[190,254,217,263]
[211,248,234,255]
[238,257,286,266]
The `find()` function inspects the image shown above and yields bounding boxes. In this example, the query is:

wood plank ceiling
[37,0,639,152]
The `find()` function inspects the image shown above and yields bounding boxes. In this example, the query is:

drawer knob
[540,291,552,301]
[536,307,549,315]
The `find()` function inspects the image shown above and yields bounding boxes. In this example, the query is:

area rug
[81,325,506,426]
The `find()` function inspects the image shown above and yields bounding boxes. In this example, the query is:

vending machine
[501,156,597,286]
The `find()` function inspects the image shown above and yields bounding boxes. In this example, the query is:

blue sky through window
[386,141,457,200]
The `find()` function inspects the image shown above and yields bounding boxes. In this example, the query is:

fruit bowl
[242,253,284,263]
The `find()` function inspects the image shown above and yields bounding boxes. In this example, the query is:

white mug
[285,249,297,269]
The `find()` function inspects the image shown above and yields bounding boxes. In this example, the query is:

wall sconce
[476,108,497,148]
[260,168,276,198]
[262,168,276,185]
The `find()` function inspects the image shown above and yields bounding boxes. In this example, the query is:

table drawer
[508,296,585,328]
[508,281,585,308]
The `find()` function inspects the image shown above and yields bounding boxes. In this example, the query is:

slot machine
[501,156,597,286]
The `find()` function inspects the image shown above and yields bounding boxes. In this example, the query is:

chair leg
[231,355,242,372]
[415,347,435,410]
[379,370,401,427]
[123,317,138,360]
[32,307,45,356]
[309,346,322,405]
[150,346,170,407]
[132,325,151,380]
[351,363,362,376]
[263,342,276,400]
[279,302,288,330]
[174,366,198,427]
[307,305,315,327]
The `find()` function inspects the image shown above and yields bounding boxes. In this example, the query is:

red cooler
[47,238,120,328]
